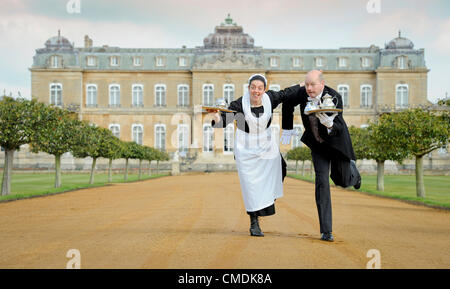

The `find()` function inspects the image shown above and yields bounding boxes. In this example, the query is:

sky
[0,0,449,102]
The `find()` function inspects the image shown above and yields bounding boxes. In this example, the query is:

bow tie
[308,96,320,104]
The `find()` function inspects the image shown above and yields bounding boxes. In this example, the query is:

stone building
[18,15,447,172]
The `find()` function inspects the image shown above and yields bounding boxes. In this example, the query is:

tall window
[396,84,409,108]
[155,124,166,151]
[132,124,143,145]
[203,124,214,152]
[86,84,97,107]
[155,84,166,107]
[337,85,349,108]
[109,124,120,138]
[50,83,62,106]
[224,124,234,153]
[132,84,143,107]
[109,84,120,107]
[178,85,189,107]
[203,84,214,106]
[178,124,189,153]
[360,85,372,108]
[292,125,303,148]
[223,84,234,104]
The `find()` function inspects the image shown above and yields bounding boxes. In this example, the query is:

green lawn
[288,174,450,209]
[0,172,169,202]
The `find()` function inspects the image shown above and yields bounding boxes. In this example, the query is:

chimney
[84,35,93,48]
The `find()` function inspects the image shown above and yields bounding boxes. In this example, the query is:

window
[203,84,214,106]
[269,84,280,92]
[110,56,119,66]
[360,85,372,108]
[270,57,279,67]
[178,57,187,67]
[397,56,407,69]
[203,124,214,153]
[109,124,120,138]
[133,56,142,66]
[132,84,143,107]
[178,124,189,153]
[50,83,62,106]
[396,84,409,108]
[338,57,348,68]
[223,84,234,104]
[86,84,97,107]
[87,56,96,67]
[224,124,234,153]
[243,84,249,94]
[50,55,60,68]
[178,85,189,107]
[155,124,166,151]
[292,57,302,67]
[132,124,143,145]
[156,56,165,67]
[315,57,324,67]
[362,57,371,68]
[109,84,120,107]
[337,85,349,108]
[292,125,303,148]
[438,145,448,155]
[155,84,166,107]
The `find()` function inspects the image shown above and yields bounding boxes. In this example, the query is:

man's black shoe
[354,175,361,190]
[321,233,334,242]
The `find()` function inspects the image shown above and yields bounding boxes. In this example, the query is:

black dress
[212,85,300,216]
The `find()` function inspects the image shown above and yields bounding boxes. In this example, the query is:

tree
[286,146,311,175]
[71,122,114,185]
[154,149,169,174]
[128,141,146,180]
[348,126,372,161]
[103,136,124,183]
[29,106,79,188]
[378,108,449,197]
[0,97,48,195]
[121,141,138,181]
[142,146,157,176]
[365,119,409,191]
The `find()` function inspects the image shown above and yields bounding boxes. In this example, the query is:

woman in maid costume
[208,74,300,236]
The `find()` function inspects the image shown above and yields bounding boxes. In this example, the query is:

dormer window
[50,55,61,68]
[292,57,302,67]
[361,57,371,68]
[156,56,165,67]
[397,56,408,69]
[133,56,142,66]
[178,56,187,67]
[87,56,97,67]
[338,57,348,68]
[110,56,120,67]
[270,57,279,67]
[315,57,325,67]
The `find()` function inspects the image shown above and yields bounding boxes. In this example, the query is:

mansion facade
[27,15,444,171]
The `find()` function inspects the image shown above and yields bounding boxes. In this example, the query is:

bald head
[304,70,325,98]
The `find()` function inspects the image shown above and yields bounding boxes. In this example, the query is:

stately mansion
[21,15,446,171]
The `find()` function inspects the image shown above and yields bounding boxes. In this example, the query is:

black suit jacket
[282,85,356,161]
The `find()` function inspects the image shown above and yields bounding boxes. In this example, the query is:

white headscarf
[242,74,272,134]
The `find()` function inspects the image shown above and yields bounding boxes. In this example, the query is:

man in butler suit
[280,70,361,242]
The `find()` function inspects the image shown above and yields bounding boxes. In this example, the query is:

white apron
[234,91,283,212]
